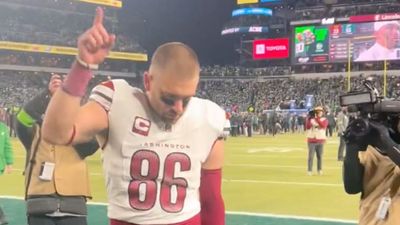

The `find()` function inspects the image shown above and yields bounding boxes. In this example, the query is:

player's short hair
[150,42,200,77]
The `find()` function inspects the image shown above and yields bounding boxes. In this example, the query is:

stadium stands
[293,0,400,20]
[0,2,145,53]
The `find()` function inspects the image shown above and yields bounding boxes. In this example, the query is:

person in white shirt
[355,21,400,62]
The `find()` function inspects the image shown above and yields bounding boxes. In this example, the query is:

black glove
[343,120,369,152]
[367,121,397,154]
[344,120,395,153]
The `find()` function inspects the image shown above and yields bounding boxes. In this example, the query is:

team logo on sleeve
[132,116,151,136]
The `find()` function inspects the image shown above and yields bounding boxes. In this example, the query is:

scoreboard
[329,24,355,62]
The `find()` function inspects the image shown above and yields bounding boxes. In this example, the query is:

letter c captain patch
[132,116,151,136]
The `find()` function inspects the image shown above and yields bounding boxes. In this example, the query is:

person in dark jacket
[325,111,336,137]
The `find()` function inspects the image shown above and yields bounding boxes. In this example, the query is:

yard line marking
[0,195,24,200]
[247,147,305,153]
[225,163,342,170]
[223,179,343,187]
[227,211,356,224]
[231,154,340,160]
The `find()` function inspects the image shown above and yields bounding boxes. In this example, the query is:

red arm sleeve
[200,169,225,225]
[305,118,312,129]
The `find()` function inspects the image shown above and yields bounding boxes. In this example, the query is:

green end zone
[1,196,356,225]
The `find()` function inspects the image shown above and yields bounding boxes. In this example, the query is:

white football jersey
[89,79,225,224]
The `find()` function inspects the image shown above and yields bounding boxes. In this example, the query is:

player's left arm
[200,139,225,225]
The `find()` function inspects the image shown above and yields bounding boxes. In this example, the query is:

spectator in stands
[355,21,400,62]
[306,106,328,176]
[0,120,13,225]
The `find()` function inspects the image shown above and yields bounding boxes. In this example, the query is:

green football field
[0,133,360,224]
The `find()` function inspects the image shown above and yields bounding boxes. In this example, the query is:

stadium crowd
[2,70,399,112]
[3,0,97,13]
[1,68,400,138]
[201,65,291,77]
[0,51,136,72]
[293,0,399,20]
[0,1,146,53]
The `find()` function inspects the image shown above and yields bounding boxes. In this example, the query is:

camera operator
[340,77,400,223]
[306,106,328,175]
[343,120,400,224]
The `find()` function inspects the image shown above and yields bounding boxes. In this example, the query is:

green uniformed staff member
[0,120,13,225]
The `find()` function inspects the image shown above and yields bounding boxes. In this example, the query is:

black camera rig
[339,79,400,139]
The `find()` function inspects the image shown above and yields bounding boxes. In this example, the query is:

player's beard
[163,110,181,124]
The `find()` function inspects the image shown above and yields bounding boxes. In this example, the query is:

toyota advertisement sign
[253,38,290,60]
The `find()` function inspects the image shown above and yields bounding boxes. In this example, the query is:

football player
[42,7,225,225]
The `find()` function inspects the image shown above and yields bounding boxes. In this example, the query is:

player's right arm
[42,75,109,145]
[42,7,115,145]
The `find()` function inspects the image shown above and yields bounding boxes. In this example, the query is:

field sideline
[1,133,360,222]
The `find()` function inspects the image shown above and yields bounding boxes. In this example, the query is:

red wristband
[62,62,93,97]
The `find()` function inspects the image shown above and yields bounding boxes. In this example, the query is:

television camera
[339,79,400,140]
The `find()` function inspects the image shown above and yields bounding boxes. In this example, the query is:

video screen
[350,21,400,62]
[294,25,330,64]
[293,20,400,64]
[232,8,272,17]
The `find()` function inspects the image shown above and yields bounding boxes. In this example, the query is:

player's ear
[144,71,150,91]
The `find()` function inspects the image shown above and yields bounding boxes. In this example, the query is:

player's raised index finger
[93,7,104,26]
[50,74,61,80]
